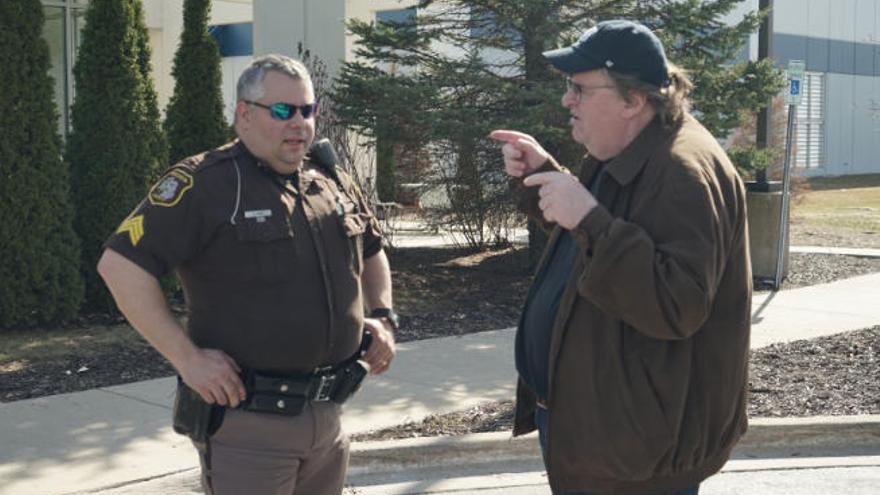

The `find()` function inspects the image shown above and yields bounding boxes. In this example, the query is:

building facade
[768,0,880,177]
[39,0,880,176]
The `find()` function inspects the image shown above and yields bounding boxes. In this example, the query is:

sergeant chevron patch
[116,214,145,246]
[149,169,194,207]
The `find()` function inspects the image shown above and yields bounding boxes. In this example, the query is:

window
[41,1,88,137]
[43,6,66,134]
[376,7,417,27]
[375,8,417,76]
[793,72,825,169]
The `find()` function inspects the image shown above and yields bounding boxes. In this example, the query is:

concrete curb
[790,246,880,258]
[83,415,880,493]
[347,415,880,478]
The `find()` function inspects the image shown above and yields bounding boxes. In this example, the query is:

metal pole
[756,0,774,185]
[774,104,797,289]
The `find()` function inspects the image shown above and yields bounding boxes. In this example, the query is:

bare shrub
[422,138,524,251]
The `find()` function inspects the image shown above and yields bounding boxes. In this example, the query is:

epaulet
[306,139,346,190]
[173,141,239,176]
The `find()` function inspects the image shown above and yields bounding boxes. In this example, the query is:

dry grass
[792,174,880,233]
[0,324,149,367]
[802,173,880,191]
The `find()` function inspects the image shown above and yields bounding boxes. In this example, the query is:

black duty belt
[239,331,373,416]
[172,334,373,441]
[239,360,368,416]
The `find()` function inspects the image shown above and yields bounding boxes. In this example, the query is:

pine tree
[0,0,85,327]
[164,0,229,164]
[634,0,785,138]
[67,0,167,311]
[333,0,784,255]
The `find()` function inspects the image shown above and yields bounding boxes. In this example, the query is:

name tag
[245,209,273,223]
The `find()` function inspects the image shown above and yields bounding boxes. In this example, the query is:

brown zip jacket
[512,115,752,494]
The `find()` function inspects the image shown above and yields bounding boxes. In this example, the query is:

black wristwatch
[369,307,400,330]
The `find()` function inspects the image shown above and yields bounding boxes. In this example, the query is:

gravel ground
[352,326,880,442]
[756,252,880,291]
[351,251,880,442]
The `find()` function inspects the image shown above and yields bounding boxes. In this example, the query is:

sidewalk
[2,249,880,494]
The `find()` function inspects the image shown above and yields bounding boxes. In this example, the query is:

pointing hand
[522,172,598,230]
[488,130,551,177]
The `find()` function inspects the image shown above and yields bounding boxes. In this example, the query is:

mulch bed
[352,325,880,441]
[2,249,879,412]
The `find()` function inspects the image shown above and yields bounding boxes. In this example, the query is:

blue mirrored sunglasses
[245,100,318,120]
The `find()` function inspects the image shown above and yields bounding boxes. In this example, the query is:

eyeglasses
[565,78,616,101]
[244,100,319,120]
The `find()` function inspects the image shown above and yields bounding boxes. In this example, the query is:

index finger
[488,129,534,144]
[522,171,561,187]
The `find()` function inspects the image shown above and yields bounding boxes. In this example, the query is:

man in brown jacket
[490,20,751,495]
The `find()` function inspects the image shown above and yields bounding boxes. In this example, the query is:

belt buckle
[314,373,336,401]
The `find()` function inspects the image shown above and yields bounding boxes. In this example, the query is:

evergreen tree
[634,0,785,138]
[133,0,168,177]
[333,0,784,255]
[164,0,229,164]
[67,0,167,311]
[0,0,84,327]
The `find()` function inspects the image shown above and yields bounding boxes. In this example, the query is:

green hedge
[67,0,167,311]
[0,0,84,327]
[164,0,230,164]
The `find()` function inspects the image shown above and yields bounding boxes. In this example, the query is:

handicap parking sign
[786,60,805,105]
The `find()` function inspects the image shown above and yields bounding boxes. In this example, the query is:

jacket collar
[579,115,674,186]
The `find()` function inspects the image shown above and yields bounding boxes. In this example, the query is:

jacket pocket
[339,209,366,275]
[233,218,296,282]
[555,330,679,481]
[598,355,675,480]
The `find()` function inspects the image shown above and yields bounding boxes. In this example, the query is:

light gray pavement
[2,245,879,494]
[790,245,880,257]
[344,456,880,495]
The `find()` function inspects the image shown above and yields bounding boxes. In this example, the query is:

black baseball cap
[543,20,671,88]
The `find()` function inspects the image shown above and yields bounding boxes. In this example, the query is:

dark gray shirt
[516,230,578,400]
[515,166,606,401]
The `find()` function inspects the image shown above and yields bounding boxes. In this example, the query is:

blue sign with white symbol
[786,60,805,105]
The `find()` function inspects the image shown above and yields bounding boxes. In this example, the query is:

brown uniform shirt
[106,140,383,374]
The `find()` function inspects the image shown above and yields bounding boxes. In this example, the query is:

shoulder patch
[148,169,194,207]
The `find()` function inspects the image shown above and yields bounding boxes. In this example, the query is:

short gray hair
[236,54,313,102]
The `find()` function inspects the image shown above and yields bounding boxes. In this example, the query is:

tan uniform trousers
[195,401,349,495]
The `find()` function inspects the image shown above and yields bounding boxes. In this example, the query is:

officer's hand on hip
[179,348,247,407]
[362,318,396,375]
[523,172,598,230]
[488,130,550,177]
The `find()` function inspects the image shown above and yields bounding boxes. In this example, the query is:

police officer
[98,54,397,495]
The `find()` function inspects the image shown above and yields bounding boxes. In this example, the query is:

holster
[172,377,225,443]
